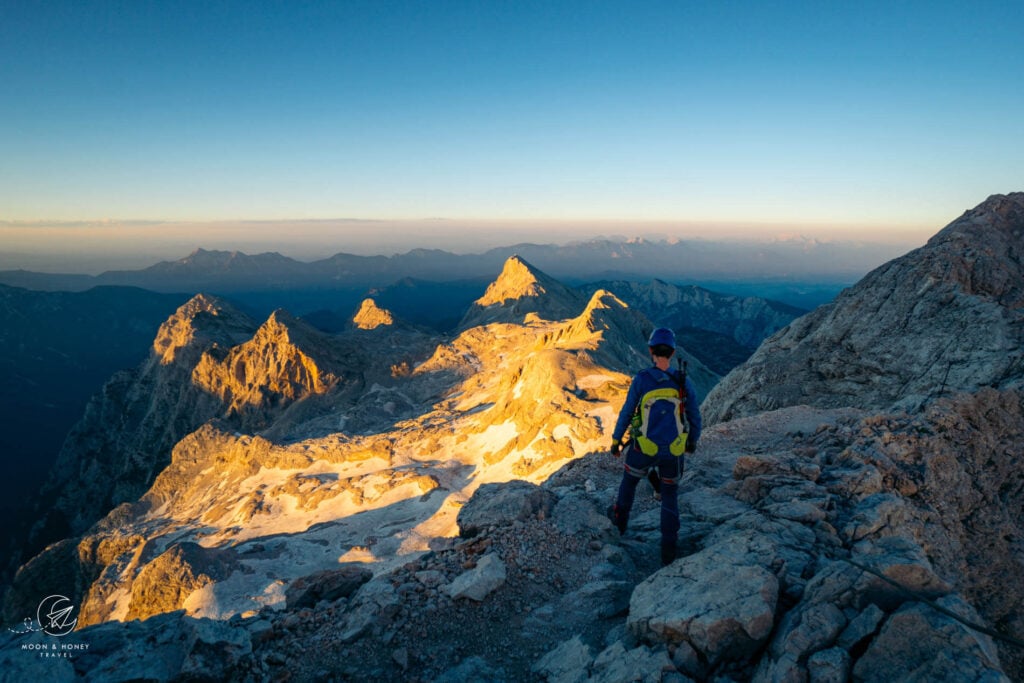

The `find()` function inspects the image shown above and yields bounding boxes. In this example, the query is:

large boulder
[444,553,507,602]
[124,542,238,623]
[628,541,779,664]
[852,598,1007,682]
[456,481,556,538]
[284,565,373,609]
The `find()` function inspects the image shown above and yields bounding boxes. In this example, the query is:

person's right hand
[611,442,622,457]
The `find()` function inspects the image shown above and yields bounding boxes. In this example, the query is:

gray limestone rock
[768,602,847,663]
[852,599,1008,682]
[558,580,633,620]
[671,640,704,679]
[284,564,373,609]
[850,535,953,609]
[807,647,850,683]
[704,192,1024,424]
[456,480,556,538]
[532,635,594,683]
[628,540,778,663]
[444,553,507,602]
[841,493,913,543]
[337,575,404,643]
[836,603,885,650]
[551,490,617,540]
[589,641,675,683]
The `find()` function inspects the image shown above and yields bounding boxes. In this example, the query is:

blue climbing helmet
[647,327,676,349]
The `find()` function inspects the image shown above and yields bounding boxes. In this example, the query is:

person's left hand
[611,442,622,457]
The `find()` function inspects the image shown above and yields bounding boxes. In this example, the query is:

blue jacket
[612,366,702,450]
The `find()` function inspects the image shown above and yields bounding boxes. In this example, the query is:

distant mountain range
[2,194,1022,681]
[704,192,1024,422]
[0,258,802,589]
[0,236,908,313]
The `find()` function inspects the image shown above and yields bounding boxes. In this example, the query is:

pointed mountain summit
[549,289,719,398]
[475,255,553,305]
[704,192,1024,423]
[549,290,649,370]
[192,310,345,424]
[351,298,395,330]
[459,255,583,329]
[31,295,257,540]
[152,293,257,365]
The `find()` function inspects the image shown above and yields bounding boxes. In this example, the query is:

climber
[608,327,702,566]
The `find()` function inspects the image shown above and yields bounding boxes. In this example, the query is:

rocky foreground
[4,194,1022,681]
[4,388,1020,681]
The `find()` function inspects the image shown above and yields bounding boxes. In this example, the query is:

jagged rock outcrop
[582,278,803,354]
[5,199,1022,681]
[125,542,239,623]
[628,536,779,664]
[704,192,1024,423]
[31,295,257,542]
[459,255,584,329]
[549,288,720,399]
[191,309,346,427]
[30,391,1008,681]
[351,297,395,330]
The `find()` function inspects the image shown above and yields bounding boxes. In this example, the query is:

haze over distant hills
[2,194,1022,681]
[0,247,807,591]
[0,235,910,314]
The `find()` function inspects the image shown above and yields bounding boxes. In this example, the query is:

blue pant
[615,444,682,550]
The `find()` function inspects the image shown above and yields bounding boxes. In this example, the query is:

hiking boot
[606,504,627,535]
[661,544,677,567]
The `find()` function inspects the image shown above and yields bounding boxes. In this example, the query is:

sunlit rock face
[31,295,258,541]
[351,298,394,330]
[8,255,649,626]
[190,310,343,426]
[458,255,584,329]
[5,205,1023,682]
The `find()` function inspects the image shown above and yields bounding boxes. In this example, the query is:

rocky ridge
[3,256,653,636]
[459,255,584,330]
[582,279,803,349]
[30,295,258,541]
[704,192,1024,424]
[4,391,1019,681]
[3,196,1023,682]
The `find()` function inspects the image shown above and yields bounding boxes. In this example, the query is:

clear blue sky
[1,1,1022,243]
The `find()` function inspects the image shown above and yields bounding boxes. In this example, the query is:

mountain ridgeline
[0,235,902,319]
[703,192,1024,422]
[2,193,1023,682]
[0,252,800,610]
